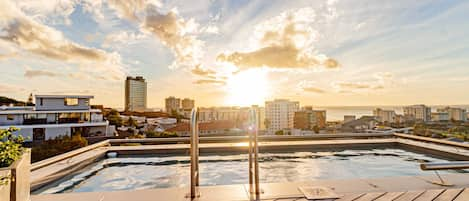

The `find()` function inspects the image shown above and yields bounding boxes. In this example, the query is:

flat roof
[35,95,94,99]
[0,109,102,114]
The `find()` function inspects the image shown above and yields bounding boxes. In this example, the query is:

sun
[225,69,271,106]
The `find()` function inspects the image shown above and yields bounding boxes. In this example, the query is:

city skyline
[2,0,469,108]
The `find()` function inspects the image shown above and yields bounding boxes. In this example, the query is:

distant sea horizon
[137,104,469,122]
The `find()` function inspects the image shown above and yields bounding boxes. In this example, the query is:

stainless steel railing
[187,107,261,200]
[189,108,200,198]
[420,161,469,186]
[248,108,261,200]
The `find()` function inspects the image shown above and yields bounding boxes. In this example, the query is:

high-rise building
[294,106,326,130]
[181,98,195,110]
[125,76,147,112]
[373,108,396,123]
[165,96,180,114]
[437,107,466,121]
[403,104,431,122]
[265,99,299,134]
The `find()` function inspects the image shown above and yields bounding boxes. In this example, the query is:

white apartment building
[165,96,181,113]
[373,108,396,123]
[431,112,450,122]
[437,107,467,121]
[403,104,431,122]
[0,95,109,142]
[265,99,299,134]
[125,76,147,112]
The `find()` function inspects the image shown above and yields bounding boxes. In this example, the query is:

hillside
[0,96,26,106]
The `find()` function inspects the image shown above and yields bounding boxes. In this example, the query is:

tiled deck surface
[32,173,469,201]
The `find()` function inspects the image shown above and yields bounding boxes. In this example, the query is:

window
[64,98,79,106]
[40,98,43,106]
[7,114,14,120]
[33,128,45,142]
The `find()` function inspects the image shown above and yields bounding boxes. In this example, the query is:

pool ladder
[188,108,261,200]
[189,108,200,199]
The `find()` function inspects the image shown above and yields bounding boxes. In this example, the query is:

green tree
[0,127,24,168]
[264,118,271,129]
[275,130,284,135]
[31,134,88,162]
[127,117,138,127]
[313,125,320,134]
[106,109,123,127]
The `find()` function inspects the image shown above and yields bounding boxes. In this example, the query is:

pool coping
[31,173,469,201]
[29,134,469,192]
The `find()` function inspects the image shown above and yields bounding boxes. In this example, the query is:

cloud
[0,83,24,93]
[333,81,384,92]
[297,80,326,94]
[303,87,326,93]
[194,79,226,85]
[24,69,58,78]
[0,52,17,60]
[217,7,338,70]
[191,65,216,77]
[141,5,203,69]
[0,0,125,78]
[106,1,204,69]
[107,0,159,21]
[14,0,77,25]
[102,31,146,48]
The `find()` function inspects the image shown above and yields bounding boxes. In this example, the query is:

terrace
[28,133,469,201]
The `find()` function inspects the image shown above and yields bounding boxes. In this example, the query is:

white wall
[46,127,71,139]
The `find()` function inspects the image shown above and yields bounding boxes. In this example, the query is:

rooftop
[27,133,469,201]
[35,95,94,99]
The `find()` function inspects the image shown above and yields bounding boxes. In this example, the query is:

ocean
[315,105,469,121]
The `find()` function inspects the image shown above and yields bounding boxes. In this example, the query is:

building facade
[265,99,299,134]
[431,112,450,122]
[373,108,396,123]
[436,107,466,121]
[294,106,326,130]
[125,76,147,112]
[343,115,356,123]
[165,96,181,114]
[181,98,195,110]
[0,95,109,142]
[198,107,250,122]
[403,104,431,122]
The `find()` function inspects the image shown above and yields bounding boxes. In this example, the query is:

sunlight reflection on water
[36,148,465,194]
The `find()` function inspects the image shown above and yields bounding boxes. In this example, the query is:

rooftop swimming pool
[34,147,467,194]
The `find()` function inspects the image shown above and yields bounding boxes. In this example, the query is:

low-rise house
[0,95,109,142]
[340,116,378,133]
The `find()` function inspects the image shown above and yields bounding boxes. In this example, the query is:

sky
[1,0,469,108]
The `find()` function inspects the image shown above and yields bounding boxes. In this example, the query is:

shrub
[31,134,88,163]
[275,130,284,135]
[0,127,24,168]
[145,131,178,138]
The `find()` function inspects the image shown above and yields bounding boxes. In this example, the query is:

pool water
[35,148,465,194]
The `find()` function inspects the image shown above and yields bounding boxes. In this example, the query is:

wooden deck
[264,188,469,201]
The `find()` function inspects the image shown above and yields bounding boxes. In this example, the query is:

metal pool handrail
[189,107,200,199]
[420,161,469,171]
[420,161,469,186]
[248,108,261,200]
